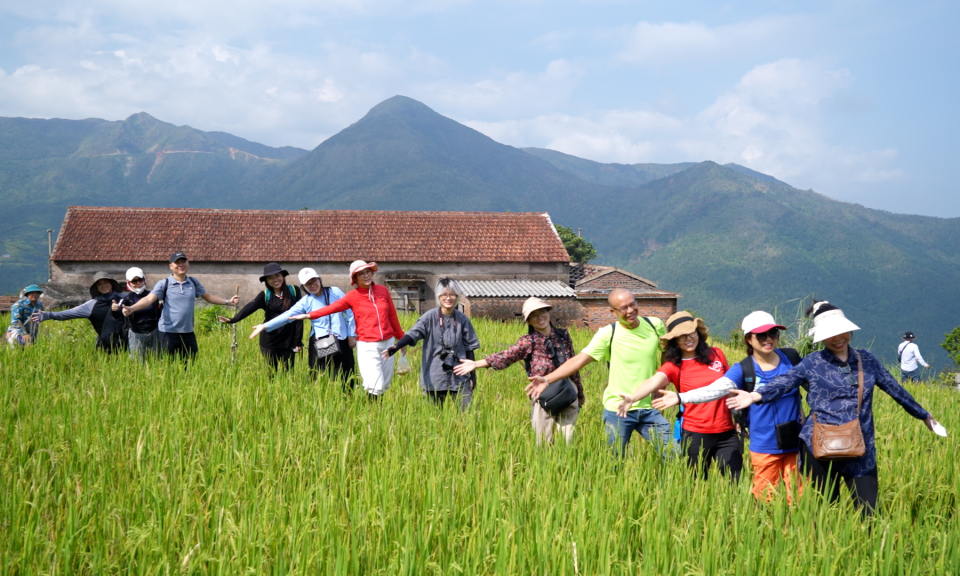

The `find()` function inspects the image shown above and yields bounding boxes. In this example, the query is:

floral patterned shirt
[758,347,930,476]
[485,327,585,407]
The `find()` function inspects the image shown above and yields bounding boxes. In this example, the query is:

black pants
[800,443,879,515]
[160,331,198,362]
[261,346,296,372]
[308,336,355,388]
[682,429,743,482]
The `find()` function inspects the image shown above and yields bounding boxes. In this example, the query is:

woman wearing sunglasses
[651,311,803,502]
[616,312,741,481]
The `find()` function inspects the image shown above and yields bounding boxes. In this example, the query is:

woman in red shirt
[253,260,404,398]
[616,311,741,481]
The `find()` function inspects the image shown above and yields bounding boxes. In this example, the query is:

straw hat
[348,260,378,284]
[522,297,552,321]
[808,302,860,343]
[660,311,708,349]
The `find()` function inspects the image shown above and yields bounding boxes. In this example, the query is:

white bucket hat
[298,268,320,285]
[808,302,860,343]
[125,267,145,281]
[741,311,786,334]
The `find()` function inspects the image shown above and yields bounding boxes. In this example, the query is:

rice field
[1,311,958,574]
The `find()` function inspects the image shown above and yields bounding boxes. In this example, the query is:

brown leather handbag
[811,351,866,460]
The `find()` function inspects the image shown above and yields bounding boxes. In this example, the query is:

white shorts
[355,338,395,395]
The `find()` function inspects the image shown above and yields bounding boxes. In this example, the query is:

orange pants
[750,451,802,504]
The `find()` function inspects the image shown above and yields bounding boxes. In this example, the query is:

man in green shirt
[527,288,677,457]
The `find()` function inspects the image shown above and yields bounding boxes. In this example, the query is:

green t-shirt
[582,318,666,412]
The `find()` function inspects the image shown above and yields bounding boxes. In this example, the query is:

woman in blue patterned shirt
[727,301,939,515]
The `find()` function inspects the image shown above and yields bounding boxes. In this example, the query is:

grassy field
[1,311,958,574]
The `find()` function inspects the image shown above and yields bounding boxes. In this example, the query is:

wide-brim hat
[809,308,860,343]
[741,310,787,334]
[23,284,43,295]
[259,262,289,283]
[660,311,709,349]
[349,260,378,284]
[89,271,121,298]
[522,297,553,321]
[298,267,320,286]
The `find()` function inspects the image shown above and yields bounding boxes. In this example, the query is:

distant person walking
[898,332,929,382]
[455,297,582,443]
[33,272,128,353]
[616,311,742,481]
[727,301,940,515]
[6,285,43,347]
[122,252,240,361]
[386,278,480,409]
[525,288,675,457]
[219,263,304,371]
[111,267,162,360]
[267,260,403,398]
[250,267,356,382]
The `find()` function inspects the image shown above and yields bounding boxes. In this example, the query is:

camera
[439,347,457,372]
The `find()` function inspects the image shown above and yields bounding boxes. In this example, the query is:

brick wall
[579,298,677,331]
[1,296,18,312]
[464,297,583,328]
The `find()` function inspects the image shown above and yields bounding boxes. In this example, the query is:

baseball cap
[741,311,787,334]
[169,251,188,263]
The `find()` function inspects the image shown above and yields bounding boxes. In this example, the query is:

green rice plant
[0,311,958,574]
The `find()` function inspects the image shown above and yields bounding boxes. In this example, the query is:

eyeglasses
[753,329,780,343]
[615,301,639,314]
[677,333,698,342]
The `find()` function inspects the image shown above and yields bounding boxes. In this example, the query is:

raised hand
[453,359,477,376]
[651,389,680,411]
[121,304,134,317]
[111,300,121,312]
[217,315,231,323]
[525,376,549,400]
[726,389,759,411]
[30,312,43,323]
[226,295,240,306]
[249,324,266,339]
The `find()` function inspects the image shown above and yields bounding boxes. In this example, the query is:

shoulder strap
[641,316,655,330]
[607,321,617,368]
[739,356,757,393]
[854,350,864,410]
[780,347,802,366]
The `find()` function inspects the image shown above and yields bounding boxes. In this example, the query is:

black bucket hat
[259,262,289,283]
[89,271,122,298]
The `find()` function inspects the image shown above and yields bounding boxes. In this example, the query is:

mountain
[1,97,959,368]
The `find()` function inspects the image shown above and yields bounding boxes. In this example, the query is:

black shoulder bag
[536,330,578,416]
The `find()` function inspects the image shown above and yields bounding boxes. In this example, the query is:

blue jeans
[901,368,921,382]
[603,408,679,458]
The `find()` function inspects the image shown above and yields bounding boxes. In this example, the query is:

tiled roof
[575,266,680,298]
[460,280,575,298]
[52,207,570,264]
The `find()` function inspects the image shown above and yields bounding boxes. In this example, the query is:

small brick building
[575,265,680,330]
[459,280,580,327]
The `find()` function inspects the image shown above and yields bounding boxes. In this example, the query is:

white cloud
[617,16,802,65]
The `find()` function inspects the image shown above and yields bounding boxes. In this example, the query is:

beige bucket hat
[521,297,552,321]
[660,311,709,349]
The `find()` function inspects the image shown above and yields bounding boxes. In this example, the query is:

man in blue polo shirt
[122,251,239,360]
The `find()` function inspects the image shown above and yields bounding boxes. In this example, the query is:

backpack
[732,348,802,432]
[264,285,297,302]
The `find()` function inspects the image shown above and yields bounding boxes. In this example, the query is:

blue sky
[1,0,957,216]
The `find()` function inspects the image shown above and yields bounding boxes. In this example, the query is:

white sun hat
[808,302,860,343]
[298,268,320,285]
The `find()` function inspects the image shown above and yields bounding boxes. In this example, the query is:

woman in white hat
[727,300,940,515]
[111,267,162,360]
[615,311,742,481]
[255,260,402,398]
[249,268,356,383]
[651,311,804,502]
[382,278,480,410]
[454,297,584,445]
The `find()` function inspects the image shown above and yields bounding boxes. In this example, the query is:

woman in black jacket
[34,271,128,353]
[111,267,162,360]
[219,263,304,371]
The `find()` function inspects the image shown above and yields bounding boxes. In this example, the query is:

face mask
[127,282,146,295]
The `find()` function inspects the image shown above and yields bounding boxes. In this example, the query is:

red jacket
[308,283,404,343]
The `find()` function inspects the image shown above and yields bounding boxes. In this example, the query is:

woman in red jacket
[255,260,404,398]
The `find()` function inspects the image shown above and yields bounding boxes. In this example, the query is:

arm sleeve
[757,362,806,404]
[484,337,534,371]
[580,325,613,362]
[307,296,352,320]
[403,313,430,345]
[869,352,931,420]
[227,292,265,324]
[193,278,206,298]
[388,333,418,356]
[263,296,308,332]
[42,300,95,322]
[679,377,738,404]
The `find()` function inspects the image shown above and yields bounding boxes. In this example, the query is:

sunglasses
[752,328,781,343]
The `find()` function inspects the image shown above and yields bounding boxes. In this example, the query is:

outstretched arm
[525,352,594,399]
[123,293,159,315]
[615,372,671,416]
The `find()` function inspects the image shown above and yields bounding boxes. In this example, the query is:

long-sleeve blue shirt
[758,347,930,476]
[263,288,356,340]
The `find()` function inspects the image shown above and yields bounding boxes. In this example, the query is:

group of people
[5,257,944,514]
